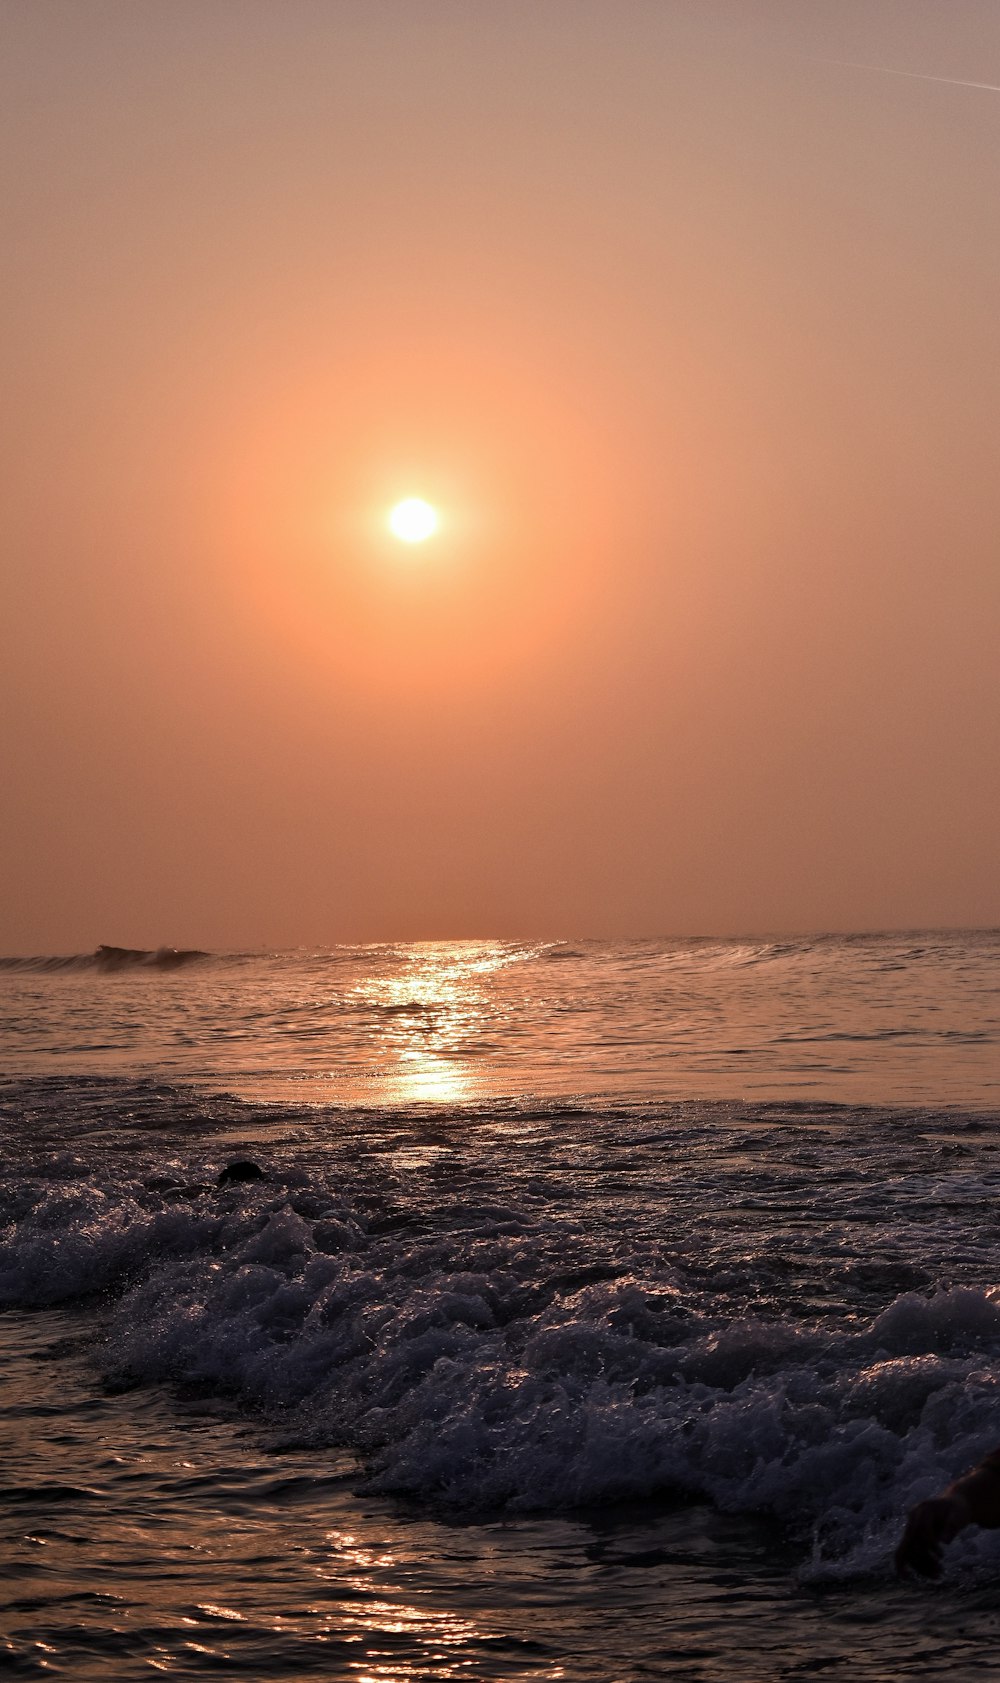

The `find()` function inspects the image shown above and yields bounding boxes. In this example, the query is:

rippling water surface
[2,931,997,1105]
[2,933,1000,1679]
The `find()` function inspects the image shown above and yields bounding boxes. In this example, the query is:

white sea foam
[4,1075,1000,1578]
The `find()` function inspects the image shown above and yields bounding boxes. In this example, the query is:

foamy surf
[4,1075,1000,1589]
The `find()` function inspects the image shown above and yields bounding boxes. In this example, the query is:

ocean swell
[0,945,210,973]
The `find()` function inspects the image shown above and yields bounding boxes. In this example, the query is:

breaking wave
[4,1079,1000,1579]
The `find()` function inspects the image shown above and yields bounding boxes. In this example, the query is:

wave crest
[3,1137,1000,1580]
[0,945,210,973]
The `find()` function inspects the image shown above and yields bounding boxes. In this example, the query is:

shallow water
[7,1304,1000,1683]
[2,934,1000,1678]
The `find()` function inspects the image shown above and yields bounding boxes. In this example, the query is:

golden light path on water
[4,933,996,1109]
[4,1315,542,1683]
[345,941,527,1106]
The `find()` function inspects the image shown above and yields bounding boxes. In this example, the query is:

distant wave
[0,945,210,973]
[93,945,210,971]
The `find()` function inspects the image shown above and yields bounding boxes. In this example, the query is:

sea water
[2,933,1000,1679]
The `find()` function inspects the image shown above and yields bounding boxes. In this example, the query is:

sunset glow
[2,0,998,948]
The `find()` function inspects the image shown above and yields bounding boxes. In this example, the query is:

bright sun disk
[389,498,437,543]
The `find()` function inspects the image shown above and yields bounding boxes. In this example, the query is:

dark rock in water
[216,1160,265,1186]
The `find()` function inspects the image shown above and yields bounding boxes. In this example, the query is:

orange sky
[2,0,999,949]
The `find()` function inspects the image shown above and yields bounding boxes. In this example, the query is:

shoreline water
[2,934,999,1677]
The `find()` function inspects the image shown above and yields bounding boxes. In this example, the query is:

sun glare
[389,498,437,543]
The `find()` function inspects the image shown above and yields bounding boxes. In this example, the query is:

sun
[389,497,437,544]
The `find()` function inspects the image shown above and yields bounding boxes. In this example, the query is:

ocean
[2,932,1000,1679]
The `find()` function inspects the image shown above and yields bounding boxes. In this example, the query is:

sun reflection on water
[348,940,524,1105]
[318,1531,492,1681]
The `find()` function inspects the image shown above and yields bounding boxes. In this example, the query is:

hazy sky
[3,0,999,949]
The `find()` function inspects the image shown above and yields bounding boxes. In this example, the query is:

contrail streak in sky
[830,59,1000,95]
